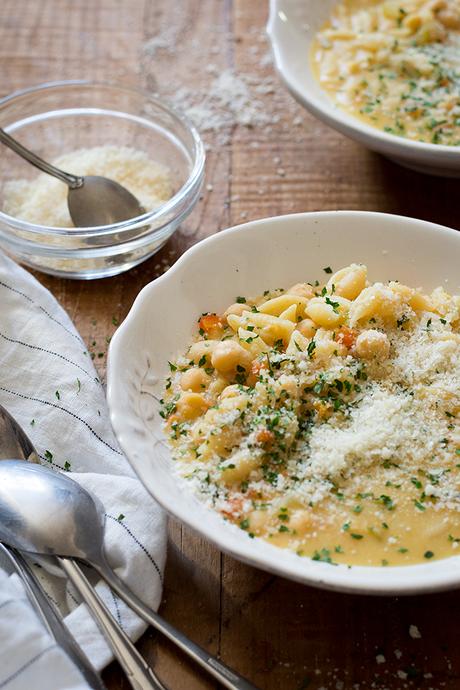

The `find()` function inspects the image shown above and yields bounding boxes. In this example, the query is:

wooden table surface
[2,1,460,689]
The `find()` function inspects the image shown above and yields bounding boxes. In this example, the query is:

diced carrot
[198,313,224,338]
[221,496,243,519]
[199,313,222,331]
[336,326,357,349]
[313,400,332,420]
[256,429,275,445]
[246,358,268,386]
[251,359,268,376]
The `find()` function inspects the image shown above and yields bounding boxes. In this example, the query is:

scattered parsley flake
[307,340,316,358]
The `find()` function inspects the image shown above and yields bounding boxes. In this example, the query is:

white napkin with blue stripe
[0,571,89,690]
[0,251,167,688]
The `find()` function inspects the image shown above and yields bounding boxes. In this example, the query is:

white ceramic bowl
[107,211,460,595]
[267,0,460,178]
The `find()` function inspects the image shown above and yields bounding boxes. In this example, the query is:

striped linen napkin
[0,251,167,687]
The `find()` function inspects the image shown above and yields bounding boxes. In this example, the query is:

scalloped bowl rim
[107,211,460,595]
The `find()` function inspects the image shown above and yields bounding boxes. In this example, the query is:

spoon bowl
[0,128,145,227]
[0,460,105,561]
[67,176,145,227]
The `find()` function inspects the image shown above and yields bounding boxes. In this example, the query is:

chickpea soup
[161,264,460,567]
[312,0,460,145]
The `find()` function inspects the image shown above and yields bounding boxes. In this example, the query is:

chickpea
[327,264,367,301]
[354,329,390,360]
[180,367,210,392]
[188,340,217,365]
[403,13,422,33]
[211,340,253,374]
[175,392,208,421]
[296,318,317,339]
[437,8,460,29]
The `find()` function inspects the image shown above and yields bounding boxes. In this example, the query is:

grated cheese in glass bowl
[3,146,173,228]
[0,81,205,279]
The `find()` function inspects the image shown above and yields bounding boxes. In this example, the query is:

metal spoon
[0,404,62,577]
[0,405,164,690]
[0,460,165,690]
[0,460,257,690]
[0,543,106,690]
[0,128,145,226]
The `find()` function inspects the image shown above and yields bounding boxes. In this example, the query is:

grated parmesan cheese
[3,145,172,227]
[409,624,422,639]
[162,265,460,566]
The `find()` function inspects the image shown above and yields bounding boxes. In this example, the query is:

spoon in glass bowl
[0,460,258,690]
[0,128,145,226]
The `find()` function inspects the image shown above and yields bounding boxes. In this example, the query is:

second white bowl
[267,0,460,177]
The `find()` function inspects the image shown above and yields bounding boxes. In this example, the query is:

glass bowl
[0,81,205,279]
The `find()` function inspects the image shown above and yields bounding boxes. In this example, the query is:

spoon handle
[57,557,167,690]
[0,128,83,189]
[94,561,258,690]
[0,545,106,690]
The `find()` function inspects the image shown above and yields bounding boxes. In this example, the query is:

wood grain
[1,1,459,689]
